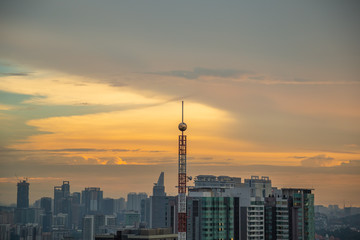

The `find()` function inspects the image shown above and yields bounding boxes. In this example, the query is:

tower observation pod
[178,101,187,240]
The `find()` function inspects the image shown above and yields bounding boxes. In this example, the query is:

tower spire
[177,101,187,240]
[182,100,184,123]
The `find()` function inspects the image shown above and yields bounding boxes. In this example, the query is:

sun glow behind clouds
[0,72,163,106]
[7,101,234,165]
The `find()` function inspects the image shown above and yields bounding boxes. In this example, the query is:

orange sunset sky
[0,1,359,207]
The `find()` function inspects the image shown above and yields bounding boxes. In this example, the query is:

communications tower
[178,101,187,240]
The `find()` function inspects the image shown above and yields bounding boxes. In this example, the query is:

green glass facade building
[187,196,238,240]
[282,188,314,240]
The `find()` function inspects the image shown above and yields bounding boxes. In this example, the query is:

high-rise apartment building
[103,198,115,215]
[40,197,53,232]
[189,175,274,240]
[54,181,71,215]
[17,180,30,209]
[114,198,126,213]
[282,188,315,240]
[187,194,238,240]
[127,192,147,212]
[82,187,104,215]
[265,194,290,240]
[40,197,52,213]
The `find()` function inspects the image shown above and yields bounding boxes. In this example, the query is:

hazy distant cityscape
[1,1,359,240]
[1,173,359,240]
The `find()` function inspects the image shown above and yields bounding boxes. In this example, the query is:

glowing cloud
[0,72,163,106]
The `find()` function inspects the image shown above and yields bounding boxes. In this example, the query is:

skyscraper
[54,181,72,217]
[62,181,70,197]
[17,180,29,209]
[127,192,147,213]
[153,172,165,197]
[82,187,103,215]
[148,172,172,229]
[54,186,63,215]
[282,188,315,240]
[40,197,52,213]
[187,195,238,240]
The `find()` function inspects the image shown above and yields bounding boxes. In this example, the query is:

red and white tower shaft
[178,101,187,240]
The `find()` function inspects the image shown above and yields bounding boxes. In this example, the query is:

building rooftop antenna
[178,101,187,133]
[177,100,187,240]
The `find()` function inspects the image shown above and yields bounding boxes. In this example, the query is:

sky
[0,1,359,207]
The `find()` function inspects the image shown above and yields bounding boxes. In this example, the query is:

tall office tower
[114,197,126,213]
[82,187,104,215]
[62,181,70,197]
[148,172,169,228]
[17,180,30,209]
[40,197,52,213]
[71,192,83,229]
[54,181,71,216]
[282,188,315,240]
[127,192,137,211]
[54,186,63,215]
[40,197,53,233]
[72,192,81,204]
[187,195,238,240]
[83,215,95,240]
[153,172,165,196]
[177,101,188,240]
[103,198,115,215]
[126,192,147,212]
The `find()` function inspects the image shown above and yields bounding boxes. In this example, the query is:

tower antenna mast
[177,101,187,240]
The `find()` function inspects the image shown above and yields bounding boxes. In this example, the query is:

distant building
[54,186,63,215]
[149,172,169,228]
[114,198,126,213]
[40,197,52,213]
[40,197,53,232]
[17,180,30,209]
[125,211,140,227]
[95,228,177,240]
[54,181,71,215]
[82,187,104,215]
[53,181,73,229]
[103,198,115,215]
[127,192,147,212]
[83,214,116,240]
[153,172,165,197]
[83,215,95,240]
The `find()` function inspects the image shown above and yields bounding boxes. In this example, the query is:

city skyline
[1,1,360,208]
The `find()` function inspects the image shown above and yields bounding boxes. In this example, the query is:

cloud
[147,68,250,80]
[1,148,143,153]
[290,156,307,159]
[0,104,14,110]
[301,154,345,167]
[340,160,360,167]
[0,72,164,106]
[0,72,31,77]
